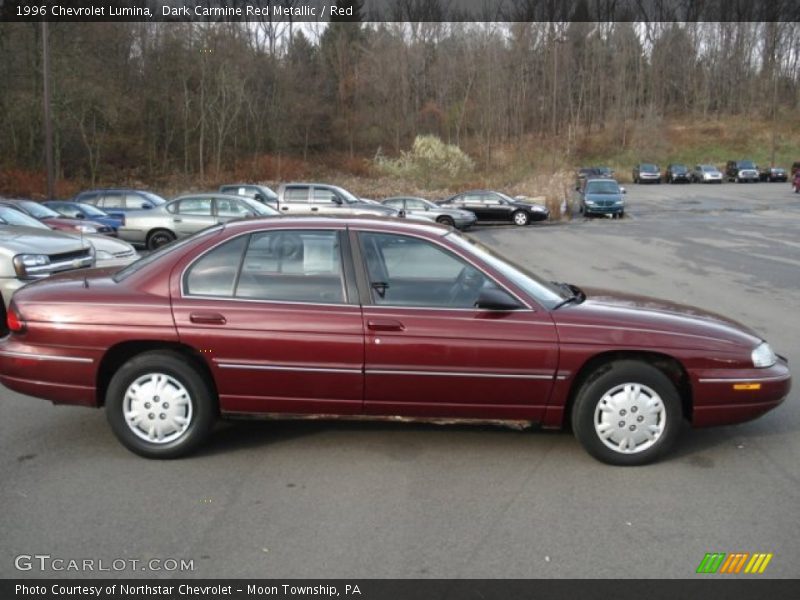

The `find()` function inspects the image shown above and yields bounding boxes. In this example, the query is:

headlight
[13,254,50,279]
[751,342,777,368]
[585,199,596,205]
[75,224,98,233]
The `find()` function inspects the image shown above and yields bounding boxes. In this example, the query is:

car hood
[43,216,104,229]
[552,287,762,351]
[585,193,623,202]
[0,225,93,254]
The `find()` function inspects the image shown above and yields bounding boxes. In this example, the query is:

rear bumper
[691,359,791,427]
[0,340,99,406]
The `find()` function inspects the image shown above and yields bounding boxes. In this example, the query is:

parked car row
[628,160,793,184]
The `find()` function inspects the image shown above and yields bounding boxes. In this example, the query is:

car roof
[585,178,619,184]
[220,215,449,236]
[172,193,256,202]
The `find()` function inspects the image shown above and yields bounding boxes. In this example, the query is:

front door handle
[281,206,289,211]
[367,319,405,332]
[311,207,319,212]
[190,312,227,325]
[173,218,183,223]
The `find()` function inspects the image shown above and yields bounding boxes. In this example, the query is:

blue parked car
[577,178,626,218]
[43,201,124,231]
[72,189,167,218]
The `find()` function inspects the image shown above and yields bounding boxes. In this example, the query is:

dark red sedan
[0,218,790,465]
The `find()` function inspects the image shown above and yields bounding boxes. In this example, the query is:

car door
[485,193,514,221]
[173,197,217,237]
[172,227,364,414]
[403,198,428,218]
[355,229,558,421]
[279,186,313,215]
[311,186,349,215]
[461,193,491,220]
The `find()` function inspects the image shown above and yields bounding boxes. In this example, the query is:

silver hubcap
[123,373,193,444]
[514,213,527,225]
[593,383,665,454]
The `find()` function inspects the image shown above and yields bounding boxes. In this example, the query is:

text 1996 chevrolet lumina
[0,218,790,465]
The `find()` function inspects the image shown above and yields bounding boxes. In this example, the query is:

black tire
[146,229,176,251]
[571,360,682,466]
[511,210,529,226]
[105,351,216,459]
[436,215,455,228]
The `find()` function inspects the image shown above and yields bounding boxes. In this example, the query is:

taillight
[7,304,26,333]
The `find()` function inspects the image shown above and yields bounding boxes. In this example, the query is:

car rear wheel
[147,229,176,250]
[106,351,216,459]
[436,215,455,228]
[571,360,681,466]
[512,210,529,226]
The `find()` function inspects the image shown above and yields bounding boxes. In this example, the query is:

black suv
[725,160,759,183]
[665,164,691,183]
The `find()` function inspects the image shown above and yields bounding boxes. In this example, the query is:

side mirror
[254,193,265,203]
[332,196,343,205]
[398,209,406,218]
[474,287,522,311]
[75,212,86,219]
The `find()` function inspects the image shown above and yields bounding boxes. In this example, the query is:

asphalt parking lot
[1,181,798,579]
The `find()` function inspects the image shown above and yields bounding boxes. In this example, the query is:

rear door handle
[190,312,227,325]
[311,207,319,212]
[367,319,405,332]
[281,206,289,211]
[173,218,183,223]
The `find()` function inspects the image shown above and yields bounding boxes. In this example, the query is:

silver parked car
[275,183,401,218]
[691,164,723,183]
[118,193,279,250]
[381,196,477,230]
[0,206,137,289]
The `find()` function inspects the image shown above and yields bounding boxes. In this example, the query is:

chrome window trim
[0,350,93,364]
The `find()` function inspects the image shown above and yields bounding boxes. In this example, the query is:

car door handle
[311,207,319,212]
[190,312,227,325]
[281,206,289,211]
[173,218,183,223]
[367,319,405,332]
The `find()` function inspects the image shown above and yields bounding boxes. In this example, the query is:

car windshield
[113,225,223,282]
[0,206,49,229]
[77,203,109,217]
[142,192,167,205]
[332,186,360,204]
[240,196,279,216]
[447,232,569,308]
[586,181,620,194]
[672,165,687,172]
[641,164,658,172]
[701,165,717,172]
[17,200,61,219]
[496,192,517,204]
[739,161,756,170]
[596,167,613,176]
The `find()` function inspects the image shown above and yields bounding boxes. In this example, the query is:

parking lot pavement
[1,181,798,579]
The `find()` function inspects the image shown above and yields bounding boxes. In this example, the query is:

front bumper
[584,204,623,215]
[691,357,791,427]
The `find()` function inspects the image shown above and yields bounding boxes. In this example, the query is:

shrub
[375,135,475,186]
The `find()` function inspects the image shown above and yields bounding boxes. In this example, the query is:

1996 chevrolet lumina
[0,218,790,465]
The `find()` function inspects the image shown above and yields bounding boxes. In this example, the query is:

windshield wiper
[551,282,587,310]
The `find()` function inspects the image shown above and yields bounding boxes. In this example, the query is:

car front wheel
[106,351,216,459]
[571,360,681,466]
[512,210,529,226]
[436,215,455,228]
